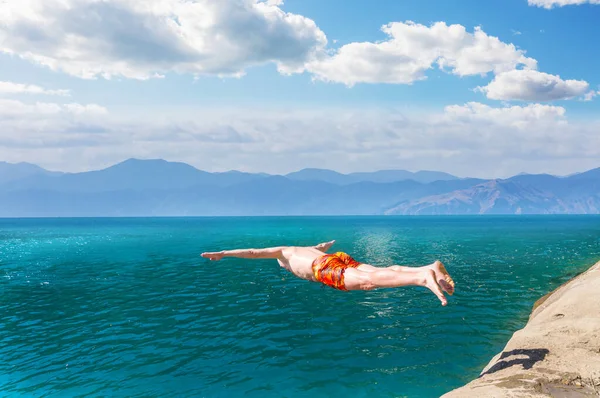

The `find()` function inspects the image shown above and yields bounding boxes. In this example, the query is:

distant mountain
[1,158,267,193]
[505,173,564,193]
[0,159,598,216]
[507,170,600,207]
[385,172,600,215]
[285,168,349,185]
[285,168,458,184]
[0,162,62,184]
[566,167,600,182]
[385,180,563,215]
[349,170,457,184]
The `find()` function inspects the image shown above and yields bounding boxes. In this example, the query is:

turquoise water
[1,216,599,397]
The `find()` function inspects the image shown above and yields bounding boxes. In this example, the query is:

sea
[1,216,599,398]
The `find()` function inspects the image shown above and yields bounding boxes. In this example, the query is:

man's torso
[277,246,324,281]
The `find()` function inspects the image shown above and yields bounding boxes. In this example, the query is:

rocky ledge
[442,261,600,397]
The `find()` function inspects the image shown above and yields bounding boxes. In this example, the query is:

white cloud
[63,103,108,115]
[1,103,599,179]
[0,99,107,117]
[0,81,70,96]
[0,0,326,79]
[528,0,600,8]
[443,102,566,129]
[583,90,599,101]
[304,21,537,86]
[476,69,590,101]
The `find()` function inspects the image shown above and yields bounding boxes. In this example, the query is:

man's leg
[357,261,455,295]
[343,267,448,306]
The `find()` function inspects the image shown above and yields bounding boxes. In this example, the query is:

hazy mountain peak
[102,158,205,175]
[113,158,191,167]
[569,167,600,180]
[287,168,345,175]
[1,161,49,170]
[0,161,62,184]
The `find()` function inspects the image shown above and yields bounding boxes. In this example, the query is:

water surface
[1,216,599,397]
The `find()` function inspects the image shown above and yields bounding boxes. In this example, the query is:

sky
[0,0,599,178]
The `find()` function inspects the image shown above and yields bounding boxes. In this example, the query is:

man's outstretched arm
[201,247,285,261]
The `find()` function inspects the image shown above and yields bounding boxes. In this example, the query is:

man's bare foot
[426,260,455,296]
[201,251,224,261]
[423,269,448,306]
[315,240,336,252]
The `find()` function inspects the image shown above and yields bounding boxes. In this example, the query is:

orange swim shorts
[312,252,362,291]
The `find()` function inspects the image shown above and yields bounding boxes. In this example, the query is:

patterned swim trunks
[312,252,362,291]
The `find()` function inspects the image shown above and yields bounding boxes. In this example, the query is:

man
[201,240,455,306]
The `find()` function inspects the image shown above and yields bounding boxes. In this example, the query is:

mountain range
[0,159,599,217]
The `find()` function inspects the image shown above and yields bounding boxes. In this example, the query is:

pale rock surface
[442,261,600,397]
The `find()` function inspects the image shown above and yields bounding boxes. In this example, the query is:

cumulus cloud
[1,103,599,178]
[476,69,589,101]
[0,81,70,96]
[305,22,537,86]
[0,0,327,79]
[528,0,600,8]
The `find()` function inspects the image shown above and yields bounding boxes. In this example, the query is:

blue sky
[0,0,599,177]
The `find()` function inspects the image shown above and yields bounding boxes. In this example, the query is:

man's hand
[201,251,225,261]
[315,240,336,252]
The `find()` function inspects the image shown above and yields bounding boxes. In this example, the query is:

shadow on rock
[480,348,550,377]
